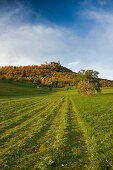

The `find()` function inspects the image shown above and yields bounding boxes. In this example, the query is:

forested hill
[0,62,78,87]
[0,62,113,88]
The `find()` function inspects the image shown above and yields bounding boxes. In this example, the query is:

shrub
[78,80,95,96]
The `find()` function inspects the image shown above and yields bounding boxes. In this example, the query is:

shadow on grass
[24,98,64,148]
[0,98,64,169]
[38,98,89,169]
[0,102,52,144]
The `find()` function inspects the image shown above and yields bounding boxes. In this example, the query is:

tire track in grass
[0,97,36,110]
[0,97,27,105]
[31,97,68,169]
[0,97,59,146]
[22,97,64,148]
[0,97,58,158]
[0,97,64,169]
[0,95,89,169]
[0,96,44,115]
[61,98,89,169]
[0,96,39,105]
[0,101,51,143]
[26,97,89,170]
[0,97,50,134]
[33,97,89,170]
[0,96,46,122]
[0,96,47,124]
[50,97,89,169]
[0,98,40,122]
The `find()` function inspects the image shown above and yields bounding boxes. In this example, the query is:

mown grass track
[0,96,48,121]
[0,96,64,168]
[0,97,52,131]
[0,97,62,143]
[0,94,89,169]
[0,82,113,169]
[32,97,89,169]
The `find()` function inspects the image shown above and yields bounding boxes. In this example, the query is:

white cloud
[83,10,113,24]
[0,8,79,66]
[68,61,80,66]
[0,8,113,79]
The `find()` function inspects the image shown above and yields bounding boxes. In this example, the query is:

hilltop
[41,61,73,73]
[0,62,78,88]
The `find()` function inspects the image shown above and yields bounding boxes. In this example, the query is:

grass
[72,92,113,169]
[0,80,54,97]
[0,80,113,169]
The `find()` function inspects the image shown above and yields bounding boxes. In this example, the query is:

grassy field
[0,80,113,169]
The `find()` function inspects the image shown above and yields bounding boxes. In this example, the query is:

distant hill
[0,62,78,88]
[0,62,113,88]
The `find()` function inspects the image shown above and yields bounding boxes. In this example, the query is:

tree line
[0,62,113,88]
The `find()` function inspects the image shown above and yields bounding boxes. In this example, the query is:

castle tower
[58,60,60,65]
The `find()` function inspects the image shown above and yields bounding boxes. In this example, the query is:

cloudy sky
[0,0,113,79]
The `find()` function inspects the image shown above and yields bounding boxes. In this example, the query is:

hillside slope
[0,62,78,88]
[0,62,113,87]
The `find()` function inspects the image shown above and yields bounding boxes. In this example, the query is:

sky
[0,0,113,80]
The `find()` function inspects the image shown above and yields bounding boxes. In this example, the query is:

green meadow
[0,80,113,169]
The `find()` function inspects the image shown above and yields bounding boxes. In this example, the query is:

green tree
[78,69,99,81]
[78,70,101,95]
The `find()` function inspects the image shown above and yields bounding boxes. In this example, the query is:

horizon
[0,0,113,80]
[0,61,113,81]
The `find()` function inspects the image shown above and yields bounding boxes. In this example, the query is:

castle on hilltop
[45,60,61,66]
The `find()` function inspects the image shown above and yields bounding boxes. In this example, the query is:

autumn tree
[0,63,112,88]
[65,84,70,90]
